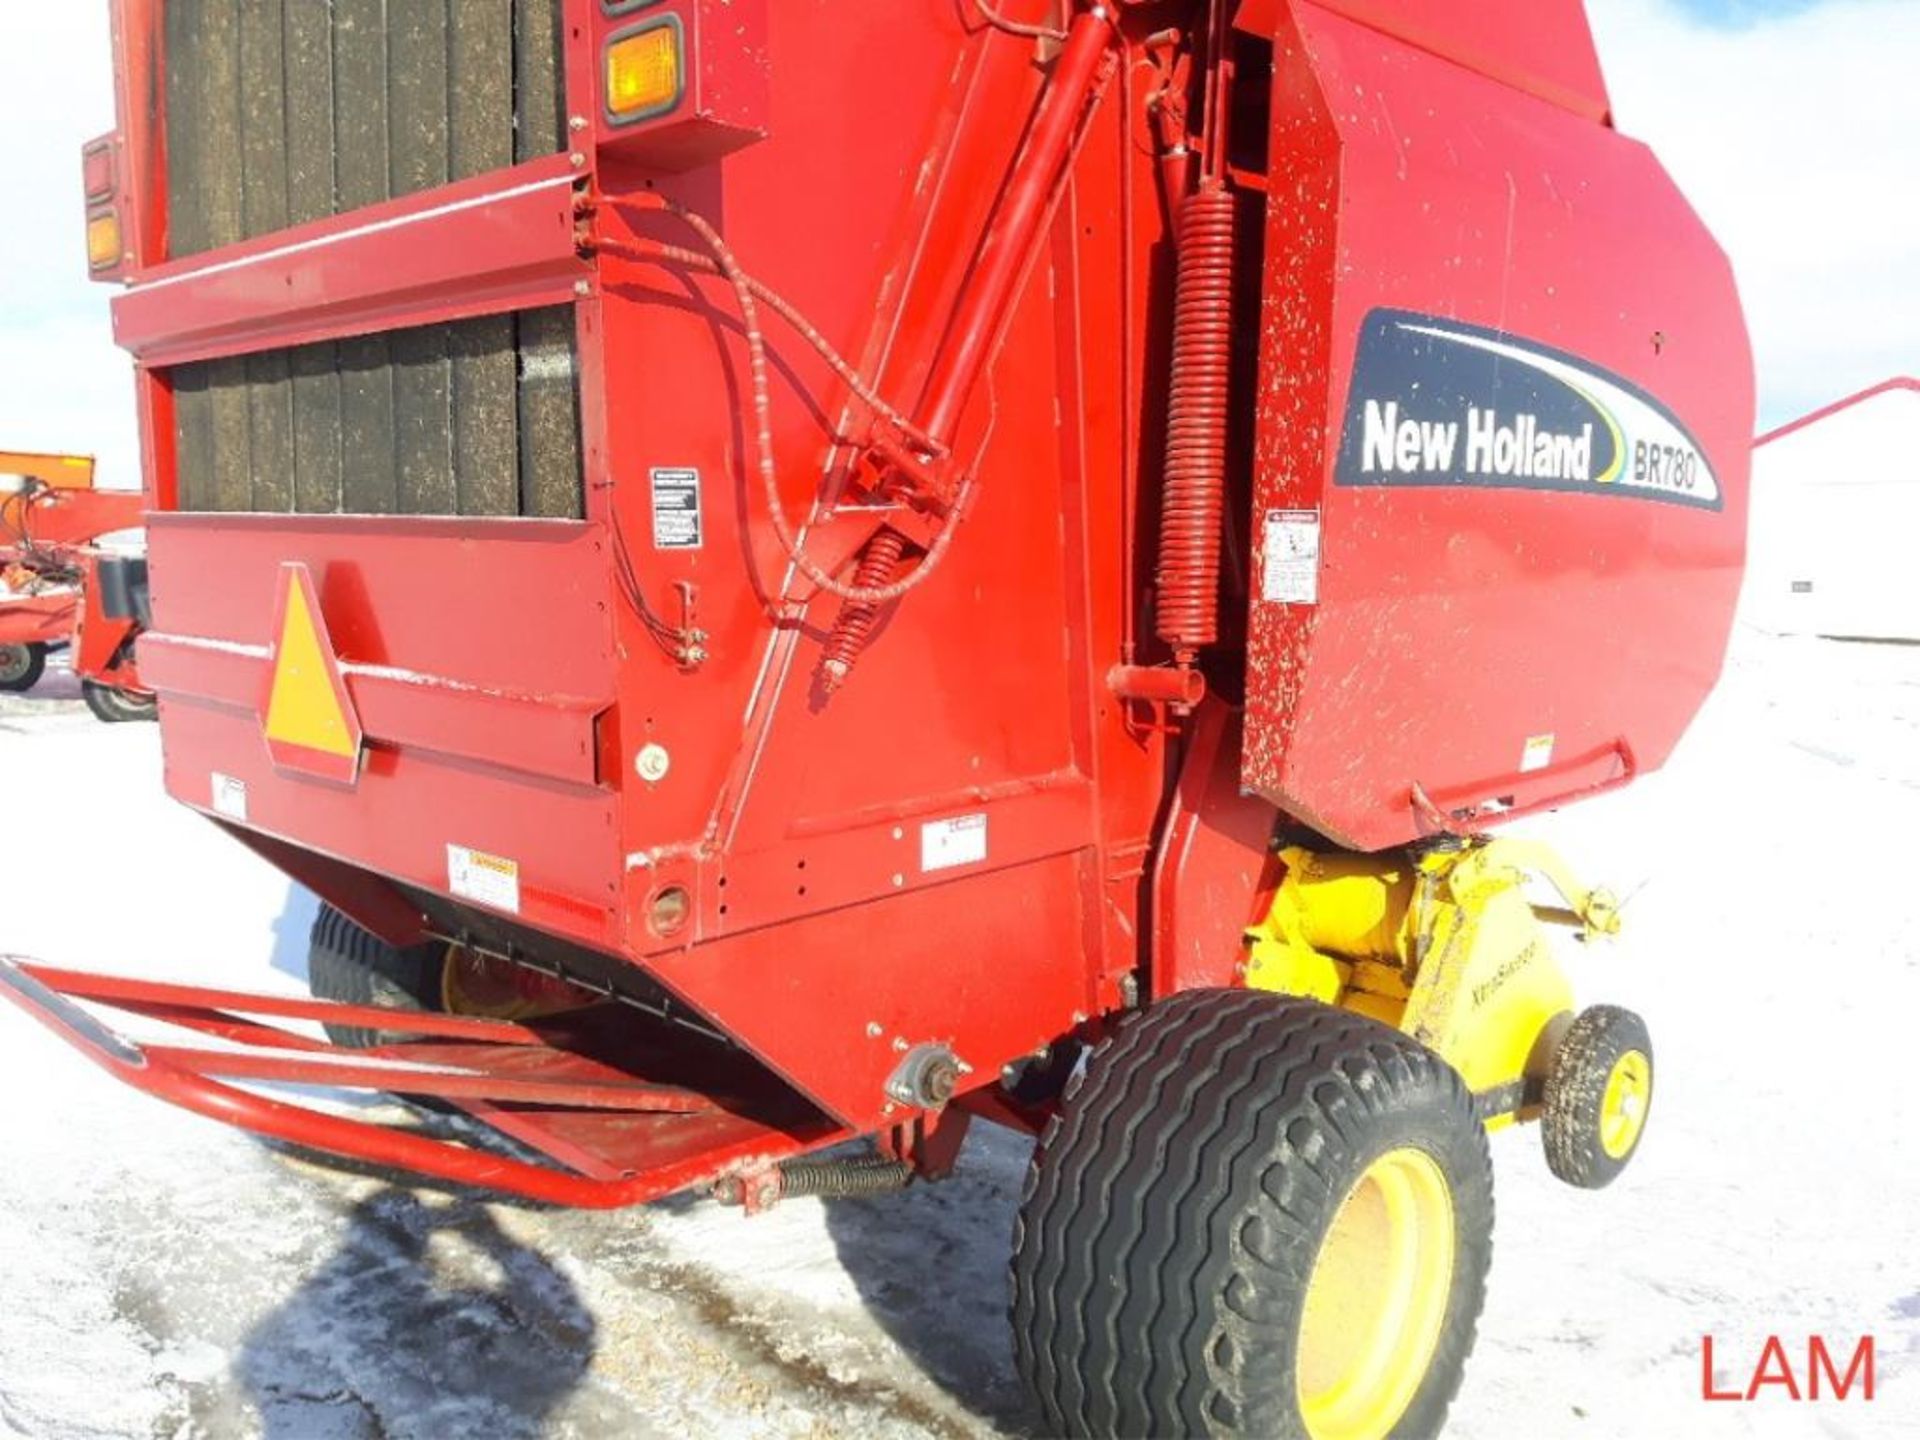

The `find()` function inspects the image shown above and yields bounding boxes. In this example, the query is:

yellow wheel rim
[1297,1146,1456,1440]
[440,946,582,1022]
[1598,1049,1652,1160]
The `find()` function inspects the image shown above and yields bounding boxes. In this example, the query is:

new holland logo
[1335,310,1722,510]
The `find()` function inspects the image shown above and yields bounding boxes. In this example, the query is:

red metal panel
[1235,0,1612,123]
[162,702,622,947]
[112,156,589,366]
[1151,704,1283,997]
[0,593,77,647]
[140,515,621,947]
[592,0,772,172]
[142,515,613,701]
[1240,4,1753,850]
[645,850,1102,1128]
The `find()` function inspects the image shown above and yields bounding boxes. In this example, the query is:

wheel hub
[439,945,594,1022]
[1297,1145,1456,1440]
[0,645,31,684]
[1599,1049,1652,1159]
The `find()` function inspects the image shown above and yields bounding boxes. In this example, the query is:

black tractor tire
[1012,990,1494,1440]
[307,903,449,1048]
[81,680,158,723]
[0,642,46,693]
[1541,1004,1654,1190]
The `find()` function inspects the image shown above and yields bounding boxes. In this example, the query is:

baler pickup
[0,955,842,1209]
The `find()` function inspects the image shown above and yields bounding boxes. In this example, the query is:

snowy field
[1,629,1915,1439]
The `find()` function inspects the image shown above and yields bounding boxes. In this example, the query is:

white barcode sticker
[921,814,988,873]
[1262,509,1322,604]
[448,844,521,914]
[211,773,248,822]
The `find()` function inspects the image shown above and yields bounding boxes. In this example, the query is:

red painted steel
[38,0,1754,1202]
[112,156,591,367]
[0,956,841,1208]
[0,475,148,695]
[1239,1,1753,849]
[591,0,773,173]
[0,593,77,648]
[1232,0,1613,122]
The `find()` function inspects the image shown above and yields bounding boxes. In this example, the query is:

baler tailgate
[0,956,840,1209]
[135,514,625,948]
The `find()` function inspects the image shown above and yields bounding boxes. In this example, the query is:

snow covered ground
[1,628,1915,1439]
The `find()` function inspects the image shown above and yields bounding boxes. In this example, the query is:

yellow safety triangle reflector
[262,563,362,785]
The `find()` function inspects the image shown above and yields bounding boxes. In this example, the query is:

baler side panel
[585,3,1168,1124]
[1241,3,1754,851]
[1233,0,1612,122]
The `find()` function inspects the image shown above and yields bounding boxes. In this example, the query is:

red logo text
[1701,1335,1875,1403]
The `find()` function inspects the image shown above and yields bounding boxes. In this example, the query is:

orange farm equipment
[0,452,156,719]
[6,2,1752,1435]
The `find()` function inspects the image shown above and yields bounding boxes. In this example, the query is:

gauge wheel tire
[81,679,158,723]
[1541,1004,1654,1190]
[1012,990,1494,1440]
[307,903,450,1048]
[0,642,46,693]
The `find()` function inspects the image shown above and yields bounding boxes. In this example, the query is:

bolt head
[921,1059,959,1107]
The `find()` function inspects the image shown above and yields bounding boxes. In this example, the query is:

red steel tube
[1107,663,1208,709]
[919,5,1117,446]
[0,956,829,1211]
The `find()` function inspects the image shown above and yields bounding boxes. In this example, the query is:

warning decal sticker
[448,844,522,915]
[1261,510,1322,605]
[921,814,988,873]
[211,773,248,822]
[651,468,704,550]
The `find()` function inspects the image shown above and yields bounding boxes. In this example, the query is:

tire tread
[1012,991,1494,1439]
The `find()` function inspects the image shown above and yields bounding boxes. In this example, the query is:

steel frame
[0,955,844,1208]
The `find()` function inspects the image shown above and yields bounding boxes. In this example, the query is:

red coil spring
[1155,182,1237,661]
[819,527,910,691]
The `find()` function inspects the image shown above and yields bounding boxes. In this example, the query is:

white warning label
[1262,509,1322,604]
[651,467,704,550]
[448,844,522,914]
[211,773,248,822]
[1520,734,1556,773]
[921,814,988,873]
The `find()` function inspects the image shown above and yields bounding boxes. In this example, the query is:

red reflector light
[82,142,115,203]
